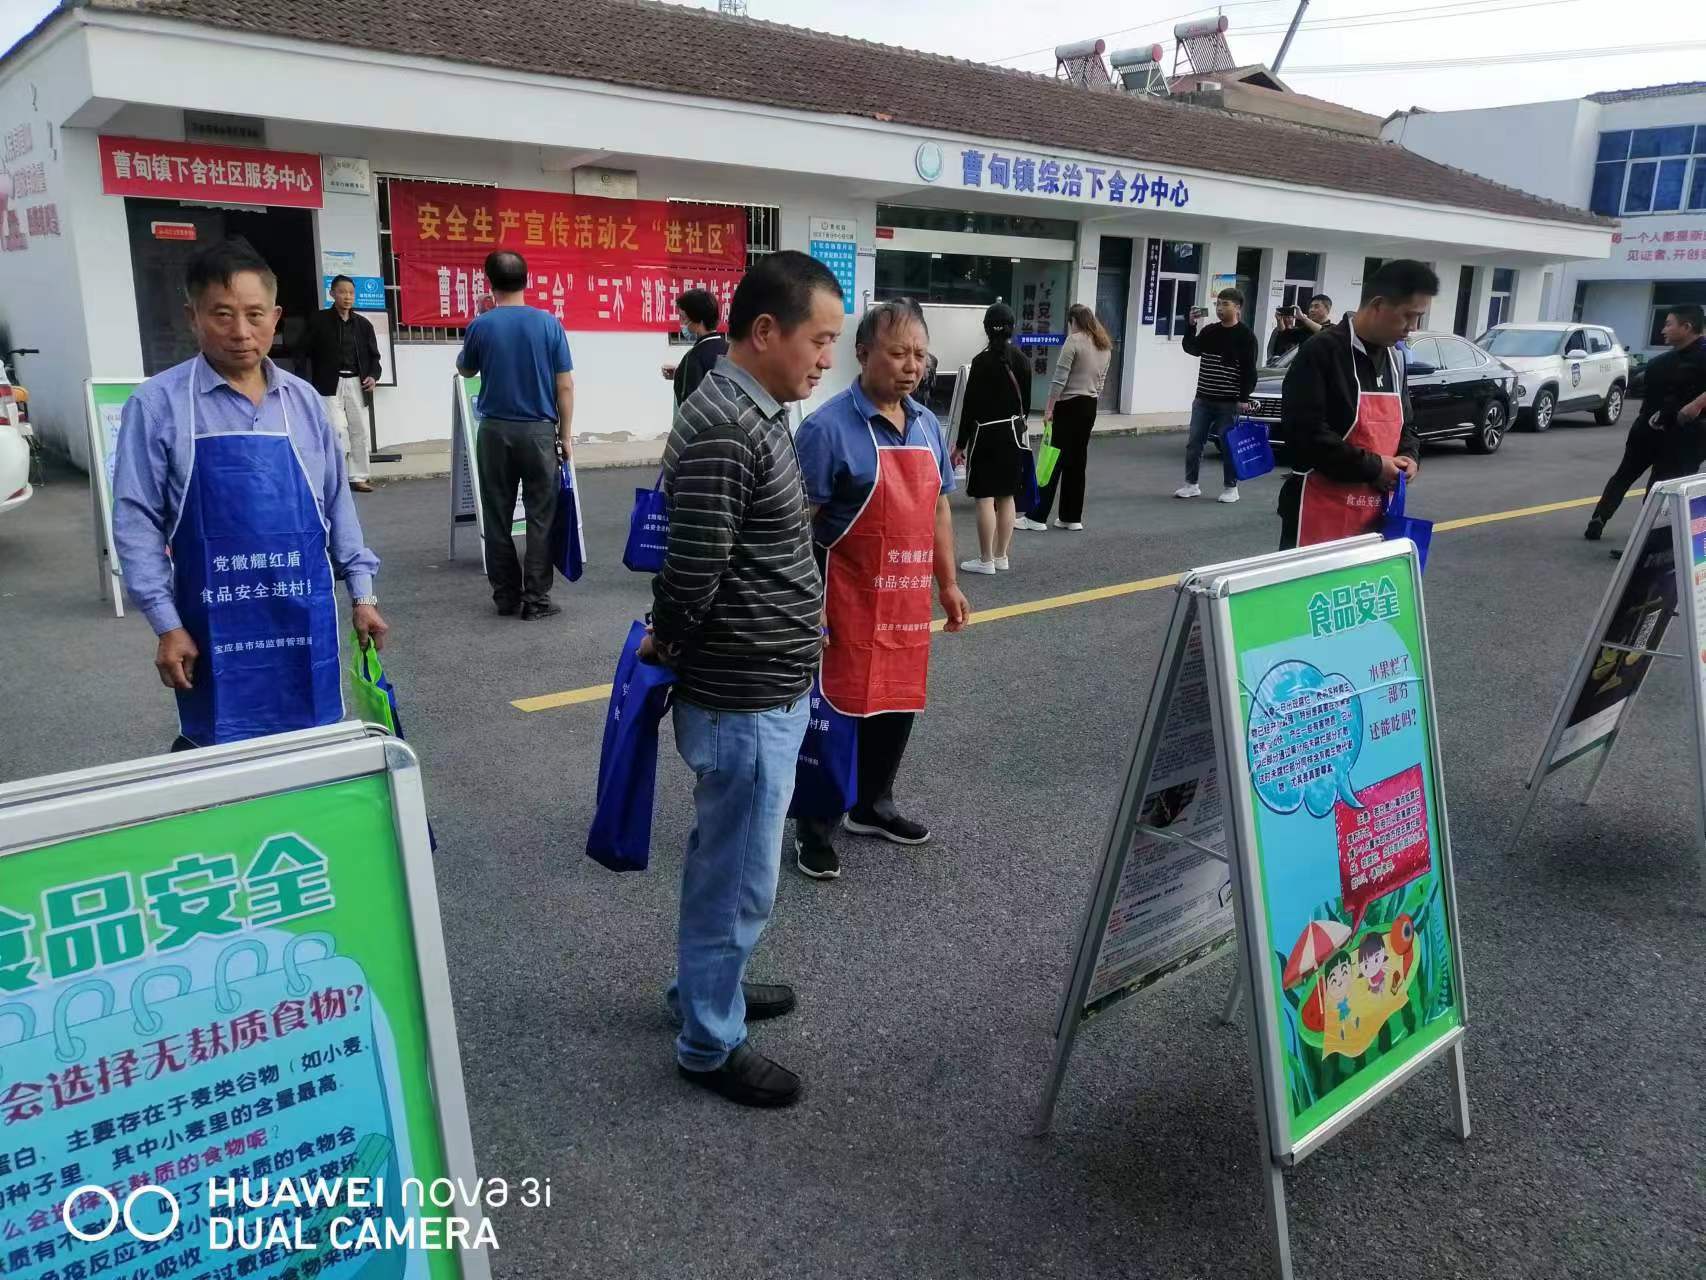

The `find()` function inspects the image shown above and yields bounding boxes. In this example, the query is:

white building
[0,0,1611,471]
[1384,82,1706,353]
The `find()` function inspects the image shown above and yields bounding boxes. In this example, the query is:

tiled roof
[66,0,1608,228]
[1587,82,1706,104]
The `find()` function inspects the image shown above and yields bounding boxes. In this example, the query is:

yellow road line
[510,487,1637,713]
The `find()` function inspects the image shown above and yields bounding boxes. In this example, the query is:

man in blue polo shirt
[792,298,970,880]
[457,249,576,620]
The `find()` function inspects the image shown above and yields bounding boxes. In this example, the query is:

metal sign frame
[83,377,144,618]
[1035,537,1468,1280]
[448,373,527,568]
[1668,475,1706,855]
[1509,476,1706,860]
[0,724,492,1280]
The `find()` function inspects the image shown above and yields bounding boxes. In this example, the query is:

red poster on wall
[398,257,742,332]
[387,180,746,332]
[99,136,323,208]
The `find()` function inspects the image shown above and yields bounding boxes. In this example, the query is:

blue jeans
[1186,398,1240,488]
[667,694,810,1070]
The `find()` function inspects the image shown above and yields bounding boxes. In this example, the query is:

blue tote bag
[788,671,859,820]
[587,620,678,872]
[550,457,586,582]
[1381,473,1433,573]
[624,471,670,573]
[1225,417,1276,482]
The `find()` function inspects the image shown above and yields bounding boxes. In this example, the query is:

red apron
[1297,341,1404,546]
[821,421,941,717]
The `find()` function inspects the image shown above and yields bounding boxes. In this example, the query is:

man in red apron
[792,299,970,880]
[1277,260,1437,549]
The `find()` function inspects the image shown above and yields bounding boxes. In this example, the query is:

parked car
[1247,330,1520,456]
[0,362,31,515]
[1474,322,1628,431]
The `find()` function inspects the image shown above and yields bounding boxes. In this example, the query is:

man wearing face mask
[791,297,970,881]
[1277,261,1433,549]
[660,287,729,406]
[112,238,387,750]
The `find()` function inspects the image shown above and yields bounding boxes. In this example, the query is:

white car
[0,372,30,515]
[1475,323,1629,432]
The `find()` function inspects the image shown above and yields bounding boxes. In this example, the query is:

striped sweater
[1181,320,1259,403]
[652,356,823,712]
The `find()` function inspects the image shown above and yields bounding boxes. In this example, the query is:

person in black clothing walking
[294,275,382,491]
[1176,287,1258,504]
[953,303,1031,574]
[661,287,729,407]
[1585,303,1706,541]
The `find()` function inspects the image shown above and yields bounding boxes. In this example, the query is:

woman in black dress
[953,303,1032,574]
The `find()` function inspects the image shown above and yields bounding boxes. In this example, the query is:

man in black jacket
[1177,287,1258,504]
[295,275,382,492]
[661,287,729,407]
[1585,303,1706,540]
[1277,260,1434,549]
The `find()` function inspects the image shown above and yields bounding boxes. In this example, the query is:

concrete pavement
[2,401,1701,1279]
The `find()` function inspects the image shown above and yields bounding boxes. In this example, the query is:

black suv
[1248,331,1520,456]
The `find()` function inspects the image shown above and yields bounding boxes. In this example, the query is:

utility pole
[1271,0,1310,75]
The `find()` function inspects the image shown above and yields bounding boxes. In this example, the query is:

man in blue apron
[112,238,388,749]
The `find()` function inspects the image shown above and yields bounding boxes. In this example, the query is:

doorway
[124,198,319,376]
[1095,236,1133,412]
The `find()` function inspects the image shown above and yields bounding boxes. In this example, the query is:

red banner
[99,136,323,208]
[387,180,745,332]
[398,256,742,332]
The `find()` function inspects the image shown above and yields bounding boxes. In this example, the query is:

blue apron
[170,390,343,746]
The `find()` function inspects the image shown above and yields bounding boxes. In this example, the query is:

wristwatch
[354,595,379,608]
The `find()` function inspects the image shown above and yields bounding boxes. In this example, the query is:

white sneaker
[960,558,997,575]
[1053,519,1084,531]
[1175,484,1202,499]
[993,556,1010,571]
[1015,517,1048,531]
[1218,487,1241,504]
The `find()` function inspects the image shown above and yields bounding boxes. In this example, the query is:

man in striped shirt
[641,250,844,1108]
[1176,287,1259,505]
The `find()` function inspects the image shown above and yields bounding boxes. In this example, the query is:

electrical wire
[1236,0,1585,36]
[988,0,1571,66]
[987,0,1281,65]
[1281,37,1706,74]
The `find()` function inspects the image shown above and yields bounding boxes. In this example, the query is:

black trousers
[1030,395,1098,524]
[477,418,560,606]
[1591,421,1702,526]
[800,710,915,839]
[1277,473,1303,551]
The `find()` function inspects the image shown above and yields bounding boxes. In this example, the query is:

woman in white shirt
[1019,303,1112,531]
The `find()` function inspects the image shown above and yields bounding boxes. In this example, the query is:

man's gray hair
[856,297,929,351]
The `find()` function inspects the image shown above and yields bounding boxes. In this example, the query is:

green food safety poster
[1228,552,1464,1150]
[0,773,465,1280]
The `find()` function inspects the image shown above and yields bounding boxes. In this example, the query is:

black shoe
[520,601,562,621]
[742,981,797,1021]
[678,1042,803,1108]
[795,829,841,879]
[495,599,520,617]
[1584,517,1605,541]
[844,808,931,845]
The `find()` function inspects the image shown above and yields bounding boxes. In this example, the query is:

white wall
[0,27,114,465]
[1382,99,1598,209]
[1581,281,1657,352]
[65,105,879,451]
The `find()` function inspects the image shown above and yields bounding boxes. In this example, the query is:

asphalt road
[3,402,1703,1280]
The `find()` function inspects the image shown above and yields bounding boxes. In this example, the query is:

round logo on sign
[915,142,944,183]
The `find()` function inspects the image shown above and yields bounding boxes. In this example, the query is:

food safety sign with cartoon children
[1229,552,1465,1150]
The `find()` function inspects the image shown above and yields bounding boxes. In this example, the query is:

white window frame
[1279,250,1322,312]
[1600,126,1706,217]
[1153,240,1204,340]
[1486,269,1516,330]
